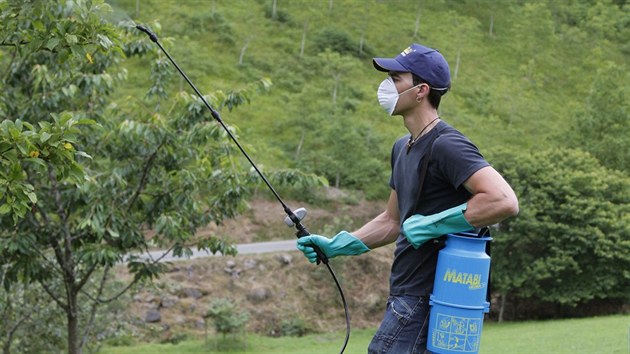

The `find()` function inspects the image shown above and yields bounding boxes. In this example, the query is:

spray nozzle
[136,25,158,43]
[284,208,307,227]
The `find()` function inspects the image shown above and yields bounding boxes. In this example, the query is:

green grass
[99,314,629,353]
[480,315,630,354]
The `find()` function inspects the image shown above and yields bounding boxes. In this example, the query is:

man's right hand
[296,231,370,263]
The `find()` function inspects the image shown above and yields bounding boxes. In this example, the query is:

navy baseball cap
[373,44,451,92]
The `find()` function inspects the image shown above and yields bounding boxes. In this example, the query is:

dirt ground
[115,196,396,342]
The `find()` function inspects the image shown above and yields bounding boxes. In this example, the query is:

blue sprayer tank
[427,232,492,354]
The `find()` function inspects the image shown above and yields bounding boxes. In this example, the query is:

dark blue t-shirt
[388,120,489,296]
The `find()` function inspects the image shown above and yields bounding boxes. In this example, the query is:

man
[296,44,519,353]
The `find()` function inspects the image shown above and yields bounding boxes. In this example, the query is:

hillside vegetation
[110,0,629,197]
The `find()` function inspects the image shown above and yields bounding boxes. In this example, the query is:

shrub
[279,317,311,337]
[205,298,250,337]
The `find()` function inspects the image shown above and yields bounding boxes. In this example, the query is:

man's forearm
[463,167,520,228]
[352,211,400,249]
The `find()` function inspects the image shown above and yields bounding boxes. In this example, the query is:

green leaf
[96,34,113,49]
[25,191,37,204]
[32,20,45,31]
[0,204,11,215]
[40,132,52,142]
[106,228,119,238]
[46,37,60,51]
[59,112,73,125]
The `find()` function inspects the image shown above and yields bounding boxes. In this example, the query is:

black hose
[136,24,350,353]
[326,263,351,353]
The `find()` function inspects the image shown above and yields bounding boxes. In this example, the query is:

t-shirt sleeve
[432,133,490,190]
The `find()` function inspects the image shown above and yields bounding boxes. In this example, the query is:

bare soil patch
[116,197,394,342]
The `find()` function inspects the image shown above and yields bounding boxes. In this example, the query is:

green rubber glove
[296,231,370,263]
[402,203,474,249]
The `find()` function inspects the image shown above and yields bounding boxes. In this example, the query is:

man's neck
[404,107,440,140]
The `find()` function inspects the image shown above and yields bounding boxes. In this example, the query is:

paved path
[142,239,298,263]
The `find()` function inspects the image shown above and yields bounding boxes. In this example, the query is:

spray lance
[136,25,351,353]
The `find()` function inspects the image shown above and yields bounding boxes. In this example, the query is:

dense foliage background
[108,0,630,317]
[1,0,628,352]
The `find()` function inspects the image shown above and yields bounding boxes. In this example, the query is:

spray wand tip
[136,24,158,43]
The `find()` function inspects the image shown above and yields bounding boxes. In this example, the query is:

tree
[0,1,321,353]
[444,11,482,82]
[570,62,629,173]
[317,49,358,110]
[489,148,630,320]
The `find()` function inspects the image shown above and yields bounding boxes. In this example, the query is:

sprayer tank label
[432,314,482,352]
[443,268,483,290]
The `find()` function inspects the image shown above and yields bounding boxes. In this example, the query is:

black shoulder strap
[414,133,440,209]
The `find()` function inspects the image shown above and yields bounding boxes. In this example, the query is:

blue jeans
[368,295,431,354]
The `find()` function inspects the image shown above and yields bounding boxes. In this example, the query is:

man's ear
[416,84,428,101]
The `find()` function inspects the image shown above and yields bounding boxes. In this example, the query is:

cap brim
[373,58,407,73]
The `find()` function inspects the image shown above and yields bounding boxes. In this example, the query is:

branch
[1,46,18,82]
[80,265,110,349]
[80,273,138,305]
[37,278,68,311]
[29,243,66,280]
[126,141,165,212]
[46,165,74,280]
[28,194,69,281]
[5,302,37,350]
[0,40,30,47]
[87,244,176,304]
[75,262,98,293]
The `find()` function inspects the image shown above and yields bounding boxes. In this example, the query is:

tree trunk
[454,49,461,81]
[414,11,421,38]
[271,0,277,20]
[67,309,80,354]
[3,338,11,354]
[332,76,339,107]
[295,130,305,159]
[489,14,494,37]
[67,285,81,354]
[300,21,308,58]
[498,292,506,323]
[238,38,251,66]
[67,304,80,354]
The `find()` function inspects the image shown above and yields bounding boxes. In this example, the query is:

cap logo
[400,46,414,56]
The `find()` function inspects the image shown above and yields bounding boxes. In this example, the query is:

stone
[186,265,194,279]
[195,318,205,330]
[243,258,257,270]
[160,296,178,308]
[276,253,292,265]
[145,310,161,323]
[247,286,272,303]
[224,267,242,278]
[181,287,203,299]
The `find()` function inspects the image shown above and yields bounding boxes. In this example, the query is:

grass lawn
[99,314,629,353]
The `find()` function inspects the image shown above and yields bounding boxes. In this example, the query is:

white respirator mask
[377,77,419,116]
